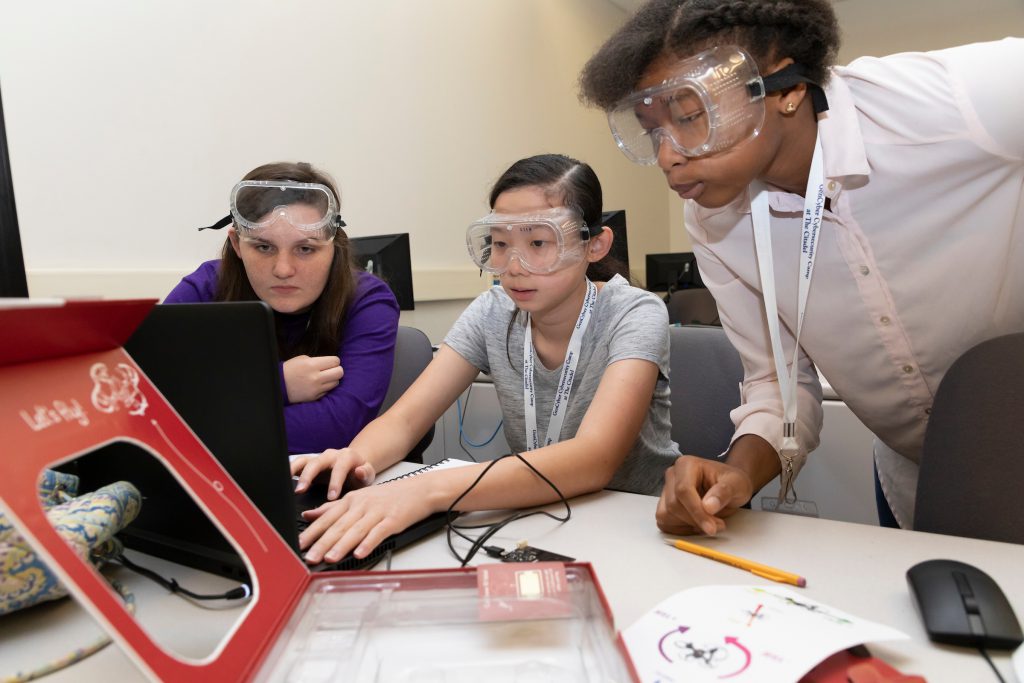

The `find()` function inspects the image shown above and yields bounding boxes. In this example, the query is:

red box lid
[0,300,309,681]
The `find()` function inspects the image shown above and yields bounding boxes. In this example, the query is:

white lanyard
[749,133,825,501]
[523,279,597,450]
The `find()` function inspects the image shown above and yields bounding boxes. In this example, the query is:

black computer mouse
[907,559,1023,649]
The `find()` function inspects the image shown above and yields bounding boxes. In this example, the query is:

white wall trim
[26,267,494,302]
[408,267,492,301]
[27,269,187,301]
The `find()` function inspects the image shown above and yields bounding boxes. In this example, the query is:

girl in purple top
[165,161,399,454]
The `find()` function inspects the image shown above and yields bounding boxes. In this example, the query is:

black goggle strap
[751,62,830,114]
[196,214,346,232]
[198,214,233,232]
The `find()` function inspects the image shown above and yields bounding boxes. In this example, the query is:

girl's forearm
[349,411,428,472]
[420,438,618,513]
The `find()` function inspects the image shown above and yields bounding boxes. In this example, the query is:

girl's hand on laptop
[291,448,375,500]
[283,354,344,403]
[298,478,431,564]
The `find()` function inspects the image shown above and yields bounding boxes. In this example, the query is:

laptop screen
[75,302,298,580]
[72,301,451,580]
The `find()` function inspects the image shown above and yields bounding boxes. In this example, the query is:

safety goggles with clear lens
[231,180,343,235]
[608,46,817,163]
[199,180,346,238]
[466,208,591,275]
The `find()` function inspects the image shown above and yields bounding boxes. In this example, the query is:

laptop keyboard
[292,507,453,573]
[293,504,391,571]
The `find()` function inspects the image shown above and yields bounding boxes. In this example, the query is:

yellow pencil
[665,538,807,587]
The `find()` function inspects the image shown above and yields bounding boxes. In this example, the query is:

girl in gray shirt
[293,154,678,566]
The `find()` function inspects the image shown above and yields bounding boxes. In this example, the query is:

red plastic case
[0,300,637,682]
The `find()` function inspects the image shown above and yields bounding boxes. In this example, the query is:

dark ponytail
[488,154,630,283]
[488,154,631,366]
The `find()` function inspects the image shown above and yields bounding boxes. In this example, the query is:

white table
[3,491,1023,682]
[395,491,1024,681]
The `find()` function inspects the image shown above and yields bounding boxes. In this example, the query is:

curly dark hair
[579,0,841,110]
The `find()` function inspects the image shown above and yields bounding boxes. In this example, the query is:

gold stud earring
[785,102,797,113]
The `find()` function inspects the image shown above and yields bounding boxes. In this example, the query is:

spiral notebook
[290,456,473,486]
[377,457,474,483]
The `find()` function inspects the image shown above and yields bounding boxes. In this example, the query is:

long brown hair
[215,161,357,358]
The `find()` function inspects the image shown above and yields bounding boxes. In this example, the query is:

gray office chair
[665,288,720,326]
[914,332,1024,544]
[668,325,744,459]
[381,326,435,463]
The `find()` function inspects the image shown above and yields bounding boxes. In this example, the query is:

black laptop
[73,301,446,581]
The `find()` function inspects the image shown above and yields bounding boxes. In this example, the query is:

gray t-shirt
[443,275,678,495]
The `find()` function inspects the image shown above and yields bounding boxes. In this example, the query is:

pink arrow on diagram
[719,636,752,679]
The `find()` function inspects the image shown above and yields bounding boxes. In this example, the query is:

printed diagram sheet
[623,585,907,682]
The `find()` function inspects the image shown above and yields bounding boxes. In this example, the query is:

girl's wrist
[383,474,443,514]
[348,440,389,477]
[414,470,467,514]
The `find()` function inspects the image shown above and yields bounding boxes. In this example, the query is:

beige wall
[1,0,673,306]
[834,0,1023,62]
[4,1,1021,338]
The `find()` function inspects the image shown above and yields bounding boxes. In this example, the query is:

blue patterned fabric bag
[0,470,141,615]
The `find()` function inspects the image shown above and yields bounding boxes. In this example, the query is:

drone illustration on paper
[744,603,765,626]
[752,587,854,626]
[657,625,753,678]
[624,585,909,683]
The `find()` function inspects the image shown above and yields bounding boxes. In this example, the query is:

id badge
[761,496,820,518]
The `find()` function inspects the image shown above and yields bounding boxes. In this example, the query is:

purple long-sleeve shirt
[165,260,399,454]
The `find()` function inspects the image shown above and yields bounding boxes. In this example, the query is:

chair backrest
[665,288,720,326]
[914,332,1024,543]
[381,326,435,463]
[668,325,744,459]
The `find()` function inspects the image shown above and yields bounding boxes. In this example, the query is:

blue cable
[456,394,503,448]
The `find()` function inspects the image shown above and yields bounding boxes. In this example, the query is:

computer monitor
[600,209,630,271]
[645,252,704,292]
[0,85,29,297]
[349,233,415,310]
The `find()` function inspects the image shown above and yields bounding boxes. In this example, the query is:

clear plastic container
[254,566,634,682]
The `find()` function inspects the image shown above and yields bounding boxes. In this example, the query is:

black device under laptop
[73,301,447,581]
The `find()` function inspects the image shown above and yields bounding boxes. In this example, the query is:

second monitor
[349,233,415,311]
[645,252,704,292]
